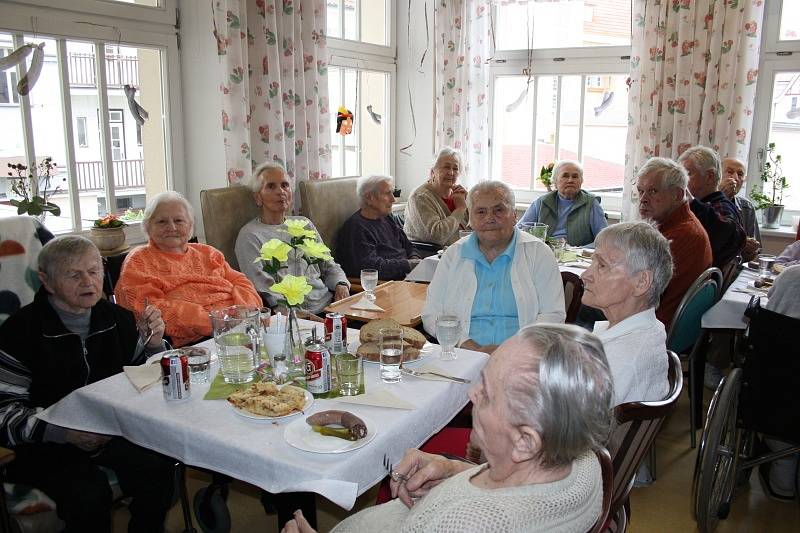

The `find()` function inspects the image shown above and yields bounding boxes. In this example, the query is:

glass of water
[184,347,211,384]
[360,269,379,301]
[436,315,461,360]
[379,327,404,383]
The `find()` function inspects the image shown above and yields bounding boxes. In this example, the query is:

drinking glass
[335,353,364,396]
[436,315,461,360]
[379,327,404,383]
[360,269,379,301]
[209,306,261,384]
[184,347,211,384]
[757,254,776,280]
[521,222,548,241]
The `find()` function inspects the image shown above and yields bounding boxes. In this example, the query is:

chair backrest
[298,177,360,254]
[0,216,51,325]
[587,448,613,533]
[561,271,585,324]
[719,257,742,294]
[666,267,722,354]
[606,350,683,523]
[200,186,260,271]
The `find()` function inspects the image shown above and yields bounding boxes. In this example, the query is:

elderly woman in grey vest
[283,323,614,533]
[518,160,607,246]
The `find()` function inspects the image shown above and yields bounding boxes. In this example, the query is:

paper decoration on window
[336,107,354,136]
[0,42,45,96]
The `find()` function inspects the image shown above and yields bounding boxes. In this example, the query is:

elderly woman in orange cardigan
[116,191,261,347]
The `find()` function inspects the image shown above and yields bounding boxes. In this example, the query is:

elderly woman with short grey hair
[423,180,565,354]
[284,323,613,533]
[336,175,421,280]
[234,162,350,317]
[117,190,261,346]
[581,221,673,405]
[0,236,176,532]
[404,147,469,246]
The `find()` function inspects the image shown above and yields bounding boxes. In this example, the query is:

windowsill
[760,225,798,238]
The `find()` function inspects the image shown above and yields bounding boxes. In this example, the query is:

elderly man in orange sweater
[116,191,261,347]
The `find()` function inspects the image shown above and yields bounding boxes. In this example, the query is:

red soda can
[305,333,331,397]
[161,350,191,401]
[324,312,347,354]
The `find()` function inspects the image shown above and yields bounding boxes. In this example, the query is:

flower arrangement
[93,214,126,229]
[255,218,333,309]
[750,142,789,210]
[539,162,554,191]
[5,157,62,217]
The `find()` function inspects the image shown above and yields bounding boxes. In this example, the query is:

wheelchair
[693,298,800,532]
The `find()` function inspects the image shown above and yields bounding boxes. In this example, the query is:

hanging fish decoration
[124,84,150,126]
[16,42,45,96]
[366,104,382,125]
[0,43,35,70]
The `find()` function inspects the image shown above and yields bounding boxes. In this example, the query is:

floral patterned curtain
[623,0,764,220]
[434,0,492,187]
[213,0,331,198]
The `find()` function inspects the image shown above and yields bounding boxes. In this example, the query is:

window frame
[326,0,394,56]
[0,0,185,236]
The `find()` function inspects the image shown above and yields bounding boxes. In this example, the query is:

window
[76,116,88,147]
[327,0,388,46]
[0,1,181,234]
[489,1,630,203]
[0,48,20,104]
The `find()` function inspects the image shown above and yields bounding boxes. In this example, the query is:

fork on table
[383,454,408,483]
[139,297,154,346]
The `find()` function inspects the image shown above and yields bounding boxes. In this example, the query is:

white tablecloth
[37,327,487,510]
[701,268,768,330]
[405,254,586,283]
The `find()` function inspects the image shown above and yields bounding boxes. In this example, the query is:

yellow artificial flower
[285,218,316,239]
[270,274,313,306]
[256,239,292,263]
[297,238,332,262]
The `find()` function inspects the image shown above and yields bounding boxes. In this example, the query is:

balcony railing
[68,53,139,88]
[75,159,144,192]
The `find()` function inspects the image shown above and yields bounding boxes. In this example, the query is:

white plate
[229,388,314,421]
[284,414,376,453]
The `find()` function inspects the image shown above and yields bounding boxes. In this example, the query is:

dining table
[323,280,428,327]
[37,320,488,511]
[701,266,769,330]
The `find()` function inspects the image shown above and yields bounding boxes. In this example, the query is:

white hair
[142,191,195,238]
[678,145,722,186]
[466,180,515,211]
[357,175,394,208]
[245,161,287,193]
[637,157,688,192]
[553,159,584,181]
[431,147,463,171]
[38,235,100,280]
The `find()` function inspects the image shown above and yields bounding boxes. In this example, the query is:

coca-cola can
[324,312,347,354]
[304,340,331,396]
[161,350,191,401]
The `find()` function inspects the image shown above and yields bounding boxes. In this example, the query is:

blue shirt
[517,193,606,241]
[461,231,520,346]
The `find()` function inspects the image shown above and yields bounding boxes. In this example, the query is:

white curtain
[623,0,765,220]
[434,0,492,187]
[213,0,332,195]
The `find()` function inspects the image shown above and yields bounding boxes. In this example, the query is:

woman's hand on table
[334,284,350,302]
[138,304,166,349]
[64,429,112,452]
[390,449,472,508]
[281,510,316,533]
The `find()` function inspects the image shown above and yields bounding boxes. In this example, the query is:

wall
[178,0,226,240]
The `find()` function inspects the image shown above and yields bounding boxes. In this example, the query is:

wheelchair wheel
[695,368,743,532]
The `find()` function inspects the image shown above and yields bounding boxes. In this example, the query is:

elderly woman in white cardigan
[422,181,565,354]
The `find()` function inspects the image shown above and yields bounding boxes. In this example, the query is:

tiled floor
[112,388,799,532]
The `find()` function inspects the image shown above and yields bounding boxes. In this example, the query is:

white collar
[592,307,658,341]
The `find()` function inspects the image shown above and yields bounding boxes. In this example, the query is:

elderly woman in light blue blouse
[518,160,607,246]
[422,180,565,354]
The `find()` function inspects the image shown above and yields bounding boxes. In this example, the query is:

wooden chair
[298,177,360,255]
[561,271,585,324]
[665,267,722,448]
[589,448,614,533]
[603,351,683,532]
[200,186,259,271]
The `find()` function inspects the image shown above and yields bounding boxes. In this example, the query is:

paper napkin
[123,364,161,392]
[334,388,416,410]
[351,297,385,312]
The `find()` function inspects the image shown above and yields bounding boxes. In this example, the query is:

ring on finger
[390,470,406,483]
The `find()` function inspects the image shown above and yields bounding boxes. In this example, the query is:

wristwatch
[336,281,349,287]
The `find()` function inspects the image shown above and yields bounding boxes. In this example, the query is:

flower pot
[761,205,784,229]
[90,227,126,251]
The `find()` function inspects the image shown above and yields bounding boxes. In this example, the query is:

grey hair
[506,324,614,467]
[246,161,287,193]
[466,180,515,211]
[142,191,195,238]
[595,221,674,308]
[38,235,101,280]
[678,145,721,186]
[357,175,394,208]
[553,159,584,181]
[637,157,688,192]
[431,147,463,172]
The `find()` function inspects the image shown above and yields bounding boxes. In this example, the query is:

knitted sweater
[115,243,261,347]
[336,211,416,280]
[332,451,601,533]
[404,182,467,246]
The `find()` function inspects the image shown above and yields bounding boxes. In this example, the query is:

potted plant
[5,157,62,222]
[539,162,554,191]
[90,214,127,252]
[750,142,790,229]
